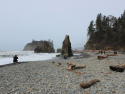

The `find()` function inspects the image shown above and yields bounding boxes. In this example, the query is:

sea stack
[34,41,55,53]
[61,35,73,57]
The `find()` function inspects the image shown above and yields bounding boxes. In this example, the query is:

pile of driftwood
[66,62,86,70]
[110,63,125,72]
[97,54,117,60]
[52,61,101,89]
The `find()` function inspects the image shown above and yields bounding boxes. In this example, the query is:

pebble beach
[0,52,125,94]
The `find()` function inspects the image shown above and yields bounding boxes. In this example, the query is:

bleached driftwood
[67,62,76,67]
[118,63,125,66]
[74,65,86,69]
[66,62,86,70]
[66,65,76,70]
[66,62,86,74]
[80,79,100,89]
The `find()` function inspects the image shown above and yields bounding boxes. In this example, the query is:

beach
[0,52,125,94]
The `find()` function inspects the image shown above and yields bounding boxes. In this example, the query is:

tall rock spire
[61,35,73,57]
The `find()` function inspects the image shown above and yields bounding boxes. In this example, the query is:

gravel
[0,52,125,94]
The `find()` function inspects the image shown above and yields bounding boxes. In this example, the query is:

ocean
[0,51,80,65]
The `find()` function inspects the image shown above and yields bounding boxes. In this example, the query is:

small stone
[84,92,88,94]
[111,89,116,93]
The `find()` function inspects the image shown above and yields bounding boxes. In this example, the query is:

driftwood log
[74,65,86,69]
[58,62,61,65]
[110,65,125,72]
[66,62,86,70]
[97,54,108,60]
[118,63,125,66]
[66,65,76,70]
[52,61,54,63]
[67,62,76,67]
[107,54,117,56]
[80,79,100,89]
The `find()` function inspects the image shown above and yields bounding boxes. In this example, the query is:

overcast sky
[0,0,125,51]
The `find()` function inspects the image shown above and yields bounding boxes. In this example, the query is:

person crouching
[13,55,18,63]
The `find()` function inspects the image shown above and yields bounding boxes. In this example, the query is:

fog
[0,0,125,50]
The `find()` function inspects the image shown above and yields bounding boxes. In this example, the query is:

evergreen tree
[87,20,95,37]
[96,13,102,32]
[87,20,95,49]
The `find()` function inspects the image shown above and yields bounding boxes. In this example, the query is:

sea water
[0,51,80,65]
[0,51,59,65]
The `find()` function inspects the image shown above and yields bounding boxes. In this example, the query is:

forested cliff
[84,10,125,51]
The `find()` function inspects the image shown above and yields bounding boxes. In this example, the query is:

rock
[23,39,54,51]
[111,89,116,93]
[84,92,88,94]
[61,35,73,57]
[34,41,55,53]
[56,54,60,57]
[57,48,62,53]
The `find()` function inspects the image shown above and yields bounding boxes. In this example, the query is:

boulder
[61,35,73,57]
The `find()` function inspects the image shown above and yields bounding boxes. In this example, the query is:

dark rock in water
[57,48,62,53]
[34,41,55,53]
[61,35,73,57]
[23,39,54,51]
[56,54,61,57]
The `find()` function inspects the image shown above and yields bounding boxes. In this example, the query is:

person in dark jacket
[64,55,67,59]
[101,51,103,54]
[104,51,105,54]
[13,55,18,63]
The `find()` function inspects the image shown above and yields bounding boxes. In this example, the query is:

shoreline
[0,52,91,68]
[0,52,125,93]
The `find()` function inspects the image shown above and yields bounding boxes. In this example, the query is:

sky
[0,0,125,51]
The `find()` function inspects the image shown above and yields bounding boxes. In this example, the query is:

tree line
[85,10,125,50]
